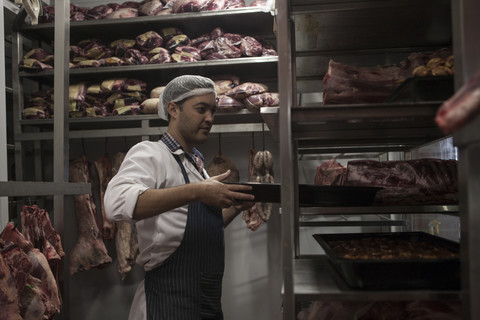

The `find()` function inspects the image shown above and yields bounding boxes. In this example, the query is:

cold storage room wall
[56,132,282,320]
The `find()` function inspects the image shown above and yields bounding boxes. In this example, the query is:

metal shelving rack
[271,0,474,319]
[10,2,278,318]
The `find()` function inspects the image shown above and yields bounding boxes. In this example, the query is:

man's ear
[167,102,178,119]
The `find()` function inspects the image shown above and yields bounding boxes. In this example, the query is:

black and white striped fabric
[145,154,225,320]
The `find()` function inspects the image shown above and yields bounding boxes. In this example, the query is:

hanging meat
[93,155,116,240]
[252,149,274,222]
[242,148,263,231]
[0,240,22,320]
[1,223,61,319]
[20,205,65,270]
[111,152,140,280]
[206,154,240,183]
[69,156,112,275]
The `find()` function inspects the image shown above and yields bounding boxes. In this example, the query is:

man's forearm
[133,184,200,220]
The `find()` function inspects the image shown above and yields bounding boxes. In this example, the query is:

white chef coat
[104,139,209,320]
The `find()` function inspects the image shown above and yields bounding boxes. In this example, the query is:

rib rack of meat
[69,155,112,275]
[1,223,61,319]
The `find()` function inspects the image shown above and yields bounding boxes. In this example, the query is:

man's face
[174,93,217,146]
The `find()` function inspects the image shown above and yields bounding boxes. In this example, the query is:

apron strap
[172,154,190,184]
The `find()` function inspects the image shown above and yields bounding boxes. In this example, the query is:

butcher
[104,75,255,320]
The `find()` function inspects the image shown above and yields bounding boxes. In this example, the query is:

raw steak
[69,156,112,275]
[435,67,480,133]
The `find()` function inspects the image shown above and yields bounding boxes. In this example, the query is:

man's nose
[205,110,214,122]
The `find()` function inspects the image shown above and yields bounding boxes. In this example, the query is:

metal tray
[386,76,454,102]
[227,183,381,206]
[313,232,460,290]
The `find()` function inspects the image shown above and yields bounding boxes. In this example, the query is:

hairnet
[158,75,217,120]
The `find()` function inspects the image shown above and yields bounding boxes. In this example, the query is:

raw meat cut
[322,60,403,105]
[101,78,127,92]
[205,0,226,10]
[136,31,163,52]
[216,95,244,112]
[123,79,147,92]
[226,82,268,99]
[243,92,279,111]
[215,37,242,58]
[140,98,160,114]
[435,67,480,133]
[214,80,235,95]
[124,49,149,65]
[110,39,136,58]
[314,159,346,186]
[138,0,164,15]
[172,0,213,12]
[206,154,240,182]
[240,36,263,57]
[0,241,22,320]
[150,86,166,98]
[94,155,116,241]
[20,205,65,267]
[85,5,113,20]
[69,156,112,275]
[105,8,138,19]
[1,223,61,319]
[111,152,139,280]
[317,159,459,205]
[165,35,191,51]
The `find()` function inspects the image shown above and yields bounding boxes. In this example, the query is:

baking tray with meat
[313,232,460,290]
[226,183,382,206]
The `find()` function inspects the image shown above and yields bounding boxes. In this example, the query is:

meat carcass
[20,205,65,268]
[69,156,112,275]
[322,60,403,105]
[1,223,61,319]
[111,152,139,280]
[435,67,480,133]
[0,241,22,320]
[94,155,116,240]
[206,154,240,182]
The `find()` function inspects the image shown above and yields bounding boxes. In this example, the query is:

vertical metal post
[53,0,70,318]
[277,0,296,319]
[0,1,8,229]
[452,0,480,318]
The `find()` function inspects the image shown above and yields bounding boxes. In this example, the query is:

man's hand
[198,170,255,208]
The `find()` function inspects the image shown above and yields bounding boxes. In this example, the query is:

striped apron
[145,154,225,320]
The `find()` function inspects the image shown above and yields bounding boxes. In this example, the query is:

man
[104,75,255,320]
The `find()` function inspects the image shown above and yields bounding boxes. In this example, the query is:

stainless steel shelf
[262,104,447,151]
[294,258,460,302]
[0,181,91,196]
[16,111,266,140]
[300,205,459,216]
[19,7,276,43]
[19,56,279,85]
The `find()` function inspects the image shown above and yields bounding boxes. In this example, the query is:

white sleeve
[104,142,167,222]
